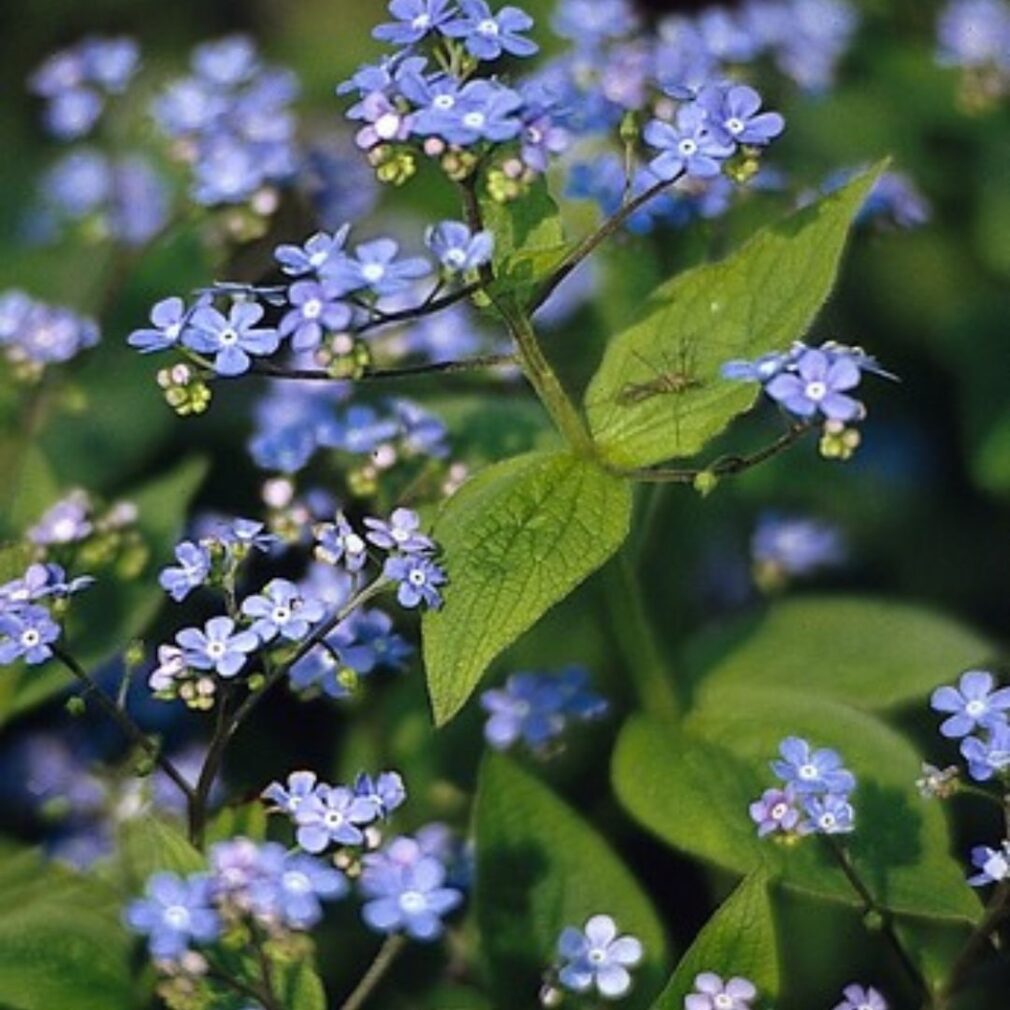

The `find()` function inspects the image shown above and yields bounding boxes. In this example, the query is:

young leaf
[650,872,778,1010]
[119,815,204,886]
[422,450,632,724]
[613,711,979,924]
[691,595,992,711]
[584,164,886,469]
[475,754,668,1010]
[280,958,328,1010]
[2,455,208,721]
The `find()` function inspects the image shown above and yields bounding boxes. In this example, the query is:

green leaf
[613,711,980,924]
[650,873,778,1010]
[584,164,885,469]
[0,440,60,538]
[475,754,668,1010]
[692,595,992,711]
[119,816,204,886]
[3,456,208,721]
[481,180,568,306]
[279,958,328,1010]
[422,450,632,724]
[0,847,133,1010]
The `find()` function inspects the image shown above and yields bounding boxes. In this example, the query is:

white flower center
[163,905,192,930]
[21,629,41,648]
[361,263,386,284]
[375,112,402,141]
[303,298,322,319]
[726,116,745,134]
[966,699,986,717]
[412,13,431,29]
[771,802,789,820]
[309,249,329,267]
[805,380,828,401]
[399,889,427,914]
[219,327,239,346]
[273,605,292,624]
[165,322,182,340]
[444,248,468,268]
[798,762,819,781]
[678,138,698,156]
[477,18,500,35]
[587,947,607,965]
[820,813,836,829]
[206,641,227,659]
[985,853,1010,879]
[324,809,345,829]
[433,94,455,110]
[283,870,311,894]
[408,569,427,586]
[463,111,486,129]
[345,533,366,555]
[714,997,734,1010]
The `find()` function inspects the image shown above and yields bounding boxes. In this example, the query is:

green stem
[603,552,680,719]
[497,300,595,456]
[826,839,930,1002]
[338,935,406,1010]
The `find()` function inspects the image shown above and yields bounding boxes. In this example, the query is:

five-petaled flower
[556,914,644,1000]
[685,973,758,1010]
[185,302,280,377]
[442,1,539,61]
[930,670,1010,738]
[176,616,259,678]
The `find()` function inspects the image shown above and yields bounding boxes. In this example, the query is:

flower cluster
[152,35,300,206]
[34,150,169,247]
[547,914,643,1001]
[749,736,856,838]
[722,340,895,461]
[936,0,1010,103]
[685,973,758,1010]
[0,563,92,667]
[479,667,608,754]
[751,513,846,590]
[342,0,544,188]
[930,670,1010,781]
[0,290,99,376]
[28,36,139,140]
[262,770,466,941]
[125,836,347,961]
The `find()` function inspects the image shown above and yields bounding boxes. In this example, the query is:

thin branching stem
[250,352,517,383]
[338,934,407,1010]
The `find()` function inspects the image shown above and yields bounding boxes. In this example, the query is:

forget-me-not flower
[185,302,280,377]
[931,670,1010,739]
[557,914,644,1000]
[176,616,259,678]
[442,1,539,61]
[124,872,221,960]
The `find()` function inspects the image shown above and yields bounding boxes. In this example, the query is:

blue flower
[967,842,1010,887]
[412,79,524,145]
[323,239,431,298]
[330,608,413,674]
[279,280,353,352]
[28,491,93,546]
[480,671,602,752]
[960,722,1010,781]
[442,1,539,60]
[748,786,802,838]
[772,737,856,795]
[425,221,495,274]
[248,844,348,929]
[128,294,192,355]
[801,792,855,835]
[275,227,351,277]
[832,984,888,1010]
[315,512,370,572]
[551,0,638,43]
[241,578,327,643]
[765,347,864,422]
[557,915,644,999]
[931,670,1010,739]
[158,540,212,602]
[696,83,785,147]
[217,517,279,554]
[354,771,408,817]
[383,555,446,610]
[364,508,434,554]
[176,616,259,678]
[644,104,735,181]
[751,514,846,580]
[294,784,377,852]
[262,770,322,816]
[937,0,1010,71]
[0,563,92,606]
[124,872,221,960]
[685,974,758,1010]
[360,847,463,940]
[0,606,61,665]
[374,0,456,45]
[185,302,280,377]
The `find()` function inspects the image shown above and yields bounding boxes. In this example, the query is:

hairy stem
[251,352,517,384]
[188,577,391,848]
[338,934,406,1010]
[826,839,930,1001]
[53,647,195,804]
